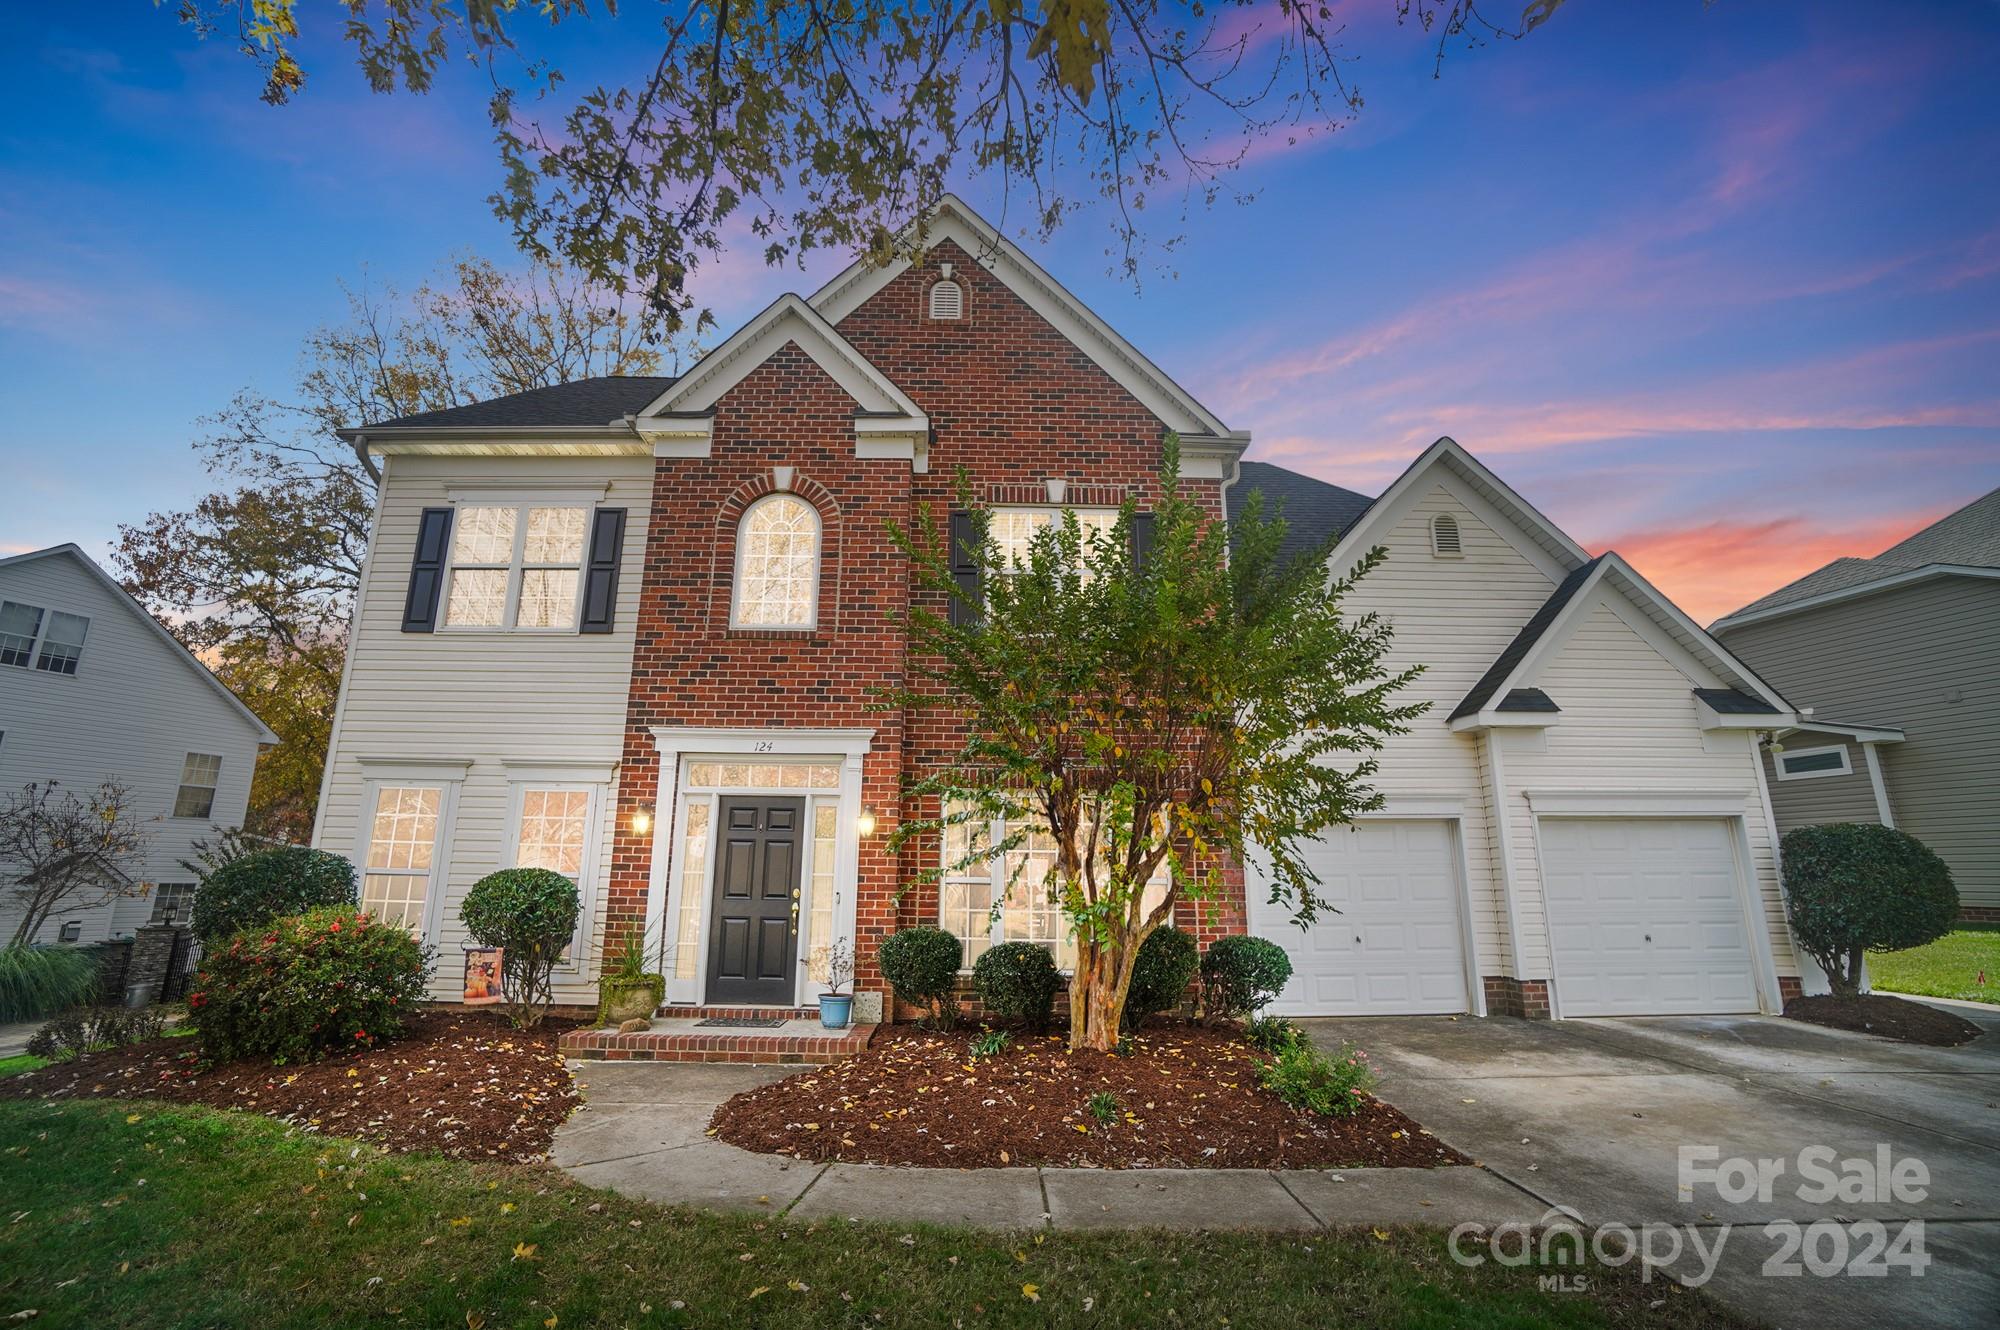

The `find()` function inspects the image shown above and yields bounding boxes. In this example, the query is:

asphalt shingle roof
[1227,460,1376,569]
[1717,485,2000,622]
[1693,687,1782,715]
[1449,557,1602,722]
[1496,687,1560,713]
[357,376,680,431]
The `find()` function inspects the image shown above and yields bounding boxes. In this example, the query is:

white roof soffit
[808,193,1237,442]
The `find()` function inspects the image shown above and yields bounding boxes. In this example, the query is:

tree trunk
[1817,946,1862,999]
[1068,928,1142,1053]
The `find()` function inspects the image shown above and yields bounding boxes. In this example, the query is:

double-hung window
[362,785,444,934]
[988,506,1120,573]
[0,601,88,674]
[443,504,590,630]
[172,753,222,819]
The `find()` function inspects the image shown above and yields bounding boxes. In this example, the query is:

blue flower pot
[818,993,853,1029]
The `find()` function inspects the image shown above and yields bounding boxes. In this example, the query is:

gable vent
[1430,513,1463,557]
[928,279,964,321]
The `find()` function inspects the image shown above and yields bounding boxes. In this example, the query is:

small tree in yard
[461,869,580,1030]
[884,441,1423,1052]
[1,781,149,946]
[1782,823,1958,999]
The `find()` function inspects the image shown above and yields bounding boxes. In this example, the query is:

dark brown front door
[706,797,804,1005]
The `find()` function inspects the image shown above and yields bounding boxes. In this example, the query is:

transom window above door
[732,493,820,628]
[443,504,590,630]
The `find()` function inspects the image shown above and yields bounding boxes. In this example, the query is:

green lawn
[0,1054,47,1079]
[1871,925,2000,1005]
[0,1099,1743,1330]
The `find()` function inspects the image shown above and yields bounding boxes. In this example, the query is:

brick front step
[560,1021,876,1065]
[652,1004,822,1021]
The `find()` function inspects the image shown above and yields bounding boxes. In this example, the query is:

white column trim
[1861,742,1896,828]
[1481,730,1531,983]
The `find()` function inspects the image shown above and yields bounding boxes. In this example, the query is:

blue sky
[2,0,1996,621]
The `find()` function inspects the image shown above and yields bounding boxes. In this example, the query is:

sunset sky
[2,1,1996,623]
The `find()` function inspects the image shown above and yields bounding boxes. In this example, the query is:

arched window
[1430,513,1463,558]
[928,279,964,321]
[732,493,820,628]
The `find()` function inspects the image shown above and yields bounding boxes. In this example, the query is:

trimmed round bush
[191,846,358,944]
[188,905,430,1063]
[461,868,581,1030]
[1124,925,1198,1027]
[973,941,1062,1032]
[1782,822,1957,997]
[1200,935,1293,1020]
[879,925,964,1028]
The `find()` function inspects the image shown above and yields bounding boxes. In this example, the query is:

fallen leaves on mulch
[709,1023,1467,1170]
[1785,994,1984,1047]
[0,1011,581,1161]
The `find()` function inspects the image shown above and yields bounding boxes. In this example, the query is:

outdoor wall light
[855,807,878,837]
[630,805,654,836]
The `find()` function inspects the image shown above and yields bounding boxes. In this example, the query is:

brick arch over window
[712,472,843,635]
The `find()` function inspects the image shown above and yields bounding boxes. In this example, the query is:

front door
[706,797,805,1005]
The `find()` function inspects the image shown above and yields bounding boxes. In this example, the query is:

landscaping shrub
[25,1004,167,1061]
[1782,823,1959,998]
[1244,1014,1306,1055]
[1258,1040,1375,1117]
[970,1028,1013,1057]
[188,906,430,1063]
[461,869,580,1031]
[190,846,358,944]
[0,944,99,1022]
[879,926,963,1029]
[971,940,1061,1032]
[1200,935,1293,1020]
[1124,925,1198,1027]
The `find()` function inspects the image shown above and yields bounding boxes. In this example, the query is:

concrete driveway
[1298,1003,2000,1330]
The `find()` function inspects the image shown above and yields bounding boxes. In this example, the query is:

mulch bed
[1785,993,1984,1047]
[0,1010,581,1161]
[709,1023,1467,1170]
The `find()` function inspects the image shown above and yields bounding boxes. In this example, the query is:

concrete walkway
[553,1061,1545,1232]
[0,1018,43,1058]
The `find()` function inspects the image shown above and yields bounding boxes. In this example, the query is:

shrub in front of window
[1124,925,1198,1028]
[972,940,1062,1033]
[187,906,431,1064]
[190,846,358,945]
[878,925,963,1029]
[1782,822,1958,999]
[1200,935,1293,1021]
[460,868,580,1030]
[1257,1040,1376,1118]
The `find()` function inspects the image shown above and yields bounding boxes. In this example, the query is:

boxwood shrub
[190,846,358,944]
[188,905,430,1064]
[879,925,963,1029]
[972,941,1061,1032]
[1124,925,1198,1028]
[461,868,581,1030]
[1782,822,1957,997]
[1200,935,1292,1020]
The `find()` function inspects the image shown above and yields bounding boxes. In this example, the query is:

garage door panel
[1541,817,1757,1017]
[1250,819,1469,1017]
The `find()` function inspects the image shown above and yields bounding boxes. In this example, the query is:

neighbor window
[0,601,45,669]
[940,803,1171,971]
[443,503,590,630]
[1777,744,1853,780]
[362,785,443,934]
[172,753,222,819]
[33,611,88,674]
[150,882,195,926]
[58,921,82,943]
[732,493,820,628]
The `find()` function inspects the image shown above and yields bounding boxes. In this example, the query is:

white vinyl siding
[313,455,652,1001]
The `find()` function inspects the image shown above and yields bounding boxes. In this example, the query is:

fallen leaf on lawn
[499,1202,516,1215]
[787,1280,810,1292]
[465,1315,486,1330]
[544,1318,559,1329]
[1371,1229,1390,1241]
[450,1217,472,1228]
[748,1286,771,1300]
[1021,1284,1040,1303]
[124,1114,142,1124]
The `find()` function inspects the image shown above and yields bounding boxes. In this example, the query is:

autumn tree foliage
[885,441,1423,1051]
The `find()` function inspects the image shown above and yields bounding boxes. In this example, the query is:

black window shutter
[947,509,983,628]
[401,507,454,633]
[579,508,628,634]
[1131,512,1157,574]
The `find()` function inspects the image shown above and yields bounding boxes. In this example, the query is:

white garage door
[1250,819,1470,1016]
[1540,818,1758,1016]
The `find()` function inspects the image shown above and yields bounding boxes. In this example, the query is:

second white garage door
[1250,819,1470,1017]
[1540,817,1759,1016]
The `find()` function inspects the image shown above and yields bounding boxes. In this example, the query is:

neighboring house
[0,545,277,944]
[1711,488,2000,921]
[315,195,1811,1019]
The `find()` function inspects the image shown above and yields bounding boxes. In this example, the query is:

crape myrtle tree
[883,440,1424,1051]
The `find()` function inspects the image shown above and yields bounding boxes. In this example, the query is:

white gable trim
[1594,555,1792,715]
[1709,564,2000,631]
[809,194,1237,442]
[0,545,279,744]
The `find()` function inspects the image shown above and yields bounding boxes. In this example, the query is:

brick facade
[1481,975,1552,1020]
[603,240,1236,1004]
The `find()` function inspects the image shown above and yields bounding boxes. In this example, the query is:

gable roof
[1450,557,1601,721]
[1711,485,2000,630]
[1227,461,1375,568]
[0,546,279,743]
[810,193,1242,444]
[348,377,679,433]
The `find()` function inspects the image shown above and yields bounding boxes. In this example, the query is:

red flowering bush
[188,905,432,1064]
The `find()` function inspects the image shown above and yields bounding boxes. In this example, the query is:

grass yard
[0,1099,1745,1330]
[0,1054,46,1079]
[1870,925,2000,1005]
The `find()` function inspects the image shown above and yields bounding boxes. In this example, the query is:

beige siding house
[1712,488,2000,919]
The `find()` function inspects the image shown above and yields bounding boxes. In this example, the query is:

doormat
[694,1017,787,1028]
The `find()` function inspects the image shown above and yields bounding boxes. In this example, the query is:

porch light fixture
[855,807,878,837]
[630,805,654,837]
